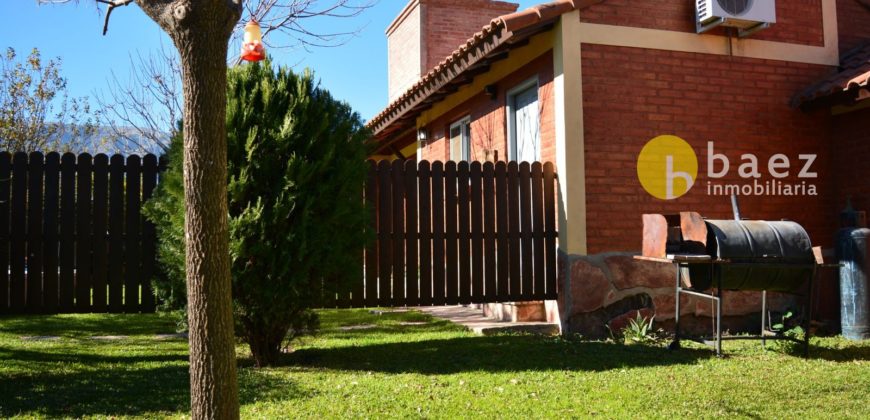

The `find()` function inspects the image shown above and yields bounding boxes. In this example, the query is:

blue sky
[0,1,541,122]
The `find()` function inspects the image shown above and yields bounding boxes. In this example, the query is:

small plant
[621,313,658,345]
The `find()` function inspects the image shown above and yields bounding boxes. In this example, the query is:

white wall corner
[553,10,587,256]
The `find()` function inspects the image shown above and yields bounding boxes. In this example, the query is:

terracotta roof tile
[368,0,598,140]
[794,42,870,107]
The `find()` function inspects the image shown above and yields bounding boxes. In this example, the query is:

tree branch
[96,0,135,35]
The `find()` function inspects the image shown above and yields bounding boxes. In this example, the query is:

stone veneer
[557,250,797,338]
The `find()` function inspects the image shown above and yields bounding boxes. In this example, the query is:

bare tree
[95,44,181,153]
[0,47,101,153]
[88,0,372,154]
[37,0,373,418]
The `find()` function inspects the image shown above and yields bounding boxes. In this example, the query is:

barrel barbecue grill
[636,202,829,356]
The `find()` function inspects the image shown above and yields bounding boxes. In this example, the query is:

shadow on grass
[286,334,715,374]
[0,314,177,337]
[776,340,870,362]
[0,350,305,418]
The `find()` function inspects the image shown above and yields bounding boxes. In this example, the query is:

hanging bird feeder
[241,20,266,62]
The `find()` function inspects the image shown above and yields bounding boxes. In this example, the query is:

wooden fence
[1,153,559,313]
[327,159,559,308]
[0,152,161,314]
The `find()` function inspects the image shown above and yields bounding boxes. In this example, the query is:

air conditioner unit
[696,0,776,38]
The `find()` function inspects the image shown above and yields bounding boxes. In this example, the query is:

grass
[1,310,869,419]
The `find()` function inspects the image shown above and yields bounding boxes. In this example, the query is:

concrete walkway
[417,305,559,336]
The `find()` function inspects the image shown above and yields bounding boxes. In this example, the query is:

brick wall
[831,107,870,217]
[387,3,423,101]
[418,51,556,164]
[387,0,519,102]
[837,0,870,53]
[578,0,825,46]
[581,44,835,254]
[423,0,518,71]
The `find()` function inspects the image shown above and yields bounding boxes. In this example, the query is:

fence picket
[519,162,533,297]
[457,162,471,302]
[140,155,158,312]
[43,153,60,312]
[495,162,508,301]
[364,161,378,307]
[482,162,496,301]
[59,154,76,312]
[76,154,93,312]
[404,160,418,306]
[470,162,483,301]
[418,161,432,306]
[377,160,392,306]
[27,153,44,312]
[10,153,27,312]
[391,160,405,305]
[108,155,125,313]
[431,162,445,305]
[0,153,11,312]
[125,156,141,312]
[531,162,545,298]
[507,162,520,300]
[444,162,458,302]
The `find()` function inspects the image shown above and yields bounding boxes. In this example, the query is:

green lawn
[1,310,869,419]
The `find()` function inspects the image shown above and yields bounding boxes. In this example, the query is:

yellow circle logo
[637,135,698,200]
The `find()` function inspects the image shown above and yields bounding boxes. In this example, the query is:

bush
[144,62,371,366]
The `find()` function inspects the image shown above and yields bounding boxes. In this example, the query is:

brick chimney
[386,0,519,102]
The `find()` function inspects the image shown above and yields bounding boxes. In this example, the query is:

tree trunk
[244,317,290,367]
[135,1,242,419]
[179,48,239,420]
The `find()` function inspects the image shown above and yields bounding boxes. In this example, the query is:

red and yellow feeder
[240,20,266,62]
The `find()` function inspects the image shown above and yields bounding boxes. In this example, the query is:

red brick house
[369,0,870,335]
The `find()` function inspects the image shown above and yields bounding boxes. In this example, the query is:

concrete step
[416,305,560,336]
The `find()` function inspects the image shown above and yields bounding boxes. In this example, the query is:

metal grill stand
[642,254,817,357]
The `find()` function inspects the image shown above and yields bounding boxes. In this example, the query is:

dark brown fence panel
[507,162,521,300]
[91,154,109,312]
[482,162,496,299]
[125,156,141,312]
[27,153,44,312]
[444,162,458,302]
[404,160,418,305]
[457,162,471,302]
[140,155,158,312]
[10,153,27,312]
[531,162,545,298]
[494,162,509,301]
[390,160,405,305]
[1,152,162,314]
[43,153,60,312]
[519,162,533,297]
[329,159,557,308]
[418,161,432,306]
[0,153,9,312]
[107,155,125,313]
[377,160,392,307]
[59,153,76,311]
[363,161,378,307]
[76,154,93,312]
[431,162,445,305]
[469,162,483,300]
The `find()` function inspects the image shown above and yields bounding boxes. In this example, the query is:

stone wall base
[557,250,798,338]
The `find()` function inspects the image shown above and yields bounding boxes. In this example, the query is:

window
[507,79,540,162]
[449,116,471,161]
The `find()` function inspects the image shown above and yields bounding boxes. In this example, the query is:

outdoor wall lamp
[484,84,498,100]
[241,20,266,62]
[417,127,429,143]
